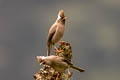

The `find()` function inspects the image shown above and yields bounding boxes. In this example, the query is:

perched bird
[37,56,85,72]
[47,10,67,56]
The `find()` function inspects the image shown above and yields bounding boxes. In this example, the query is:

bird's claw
[68,71,73,78]
[54,46,64,53]
[57,41,66,44]
[55,49,64,53]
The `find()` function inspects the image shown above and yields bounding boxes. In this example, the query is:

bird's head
[37,56,46,65]
[57,10,67,21]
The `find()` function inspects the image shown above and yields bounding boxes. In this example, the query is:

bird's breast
[52,25,65,43]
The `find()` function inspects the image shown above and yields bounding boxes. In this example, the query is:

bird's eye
[42,61,46,65]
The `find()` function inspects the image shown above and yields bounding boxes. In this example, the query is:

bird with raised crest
[47,10,67,56]
[37,56,85,73]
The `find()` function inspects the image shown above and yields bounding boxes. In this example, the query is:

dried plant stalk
[34,41,79,80]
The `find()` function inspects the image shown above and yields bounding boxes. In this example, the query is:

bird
[47,10,67,56]
[37,55,85,73]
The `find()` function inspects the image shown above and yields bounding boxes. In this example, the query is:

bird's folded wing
[47,25,57,44]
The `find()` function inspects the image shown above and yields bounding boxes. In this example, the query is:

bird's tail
[71,65,85,72]
[47,44,51,56]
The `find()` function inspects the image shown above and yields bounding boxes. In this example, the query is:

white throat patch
[57,15,61,20]
[40,56,47,60]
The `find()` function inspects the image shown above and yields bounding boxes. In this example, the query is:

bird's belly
[52,27,65,43]
[52,61,68,72]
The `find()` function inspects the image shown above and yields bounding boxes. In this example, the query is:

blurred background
[0,0,120,80]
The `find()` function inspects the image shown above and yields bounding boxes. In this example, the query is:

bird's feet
[57,41,66,44]
[55,49,64,53]
[54,46,64,53]
[56,74,59,80]
[56,73,61,80]
[68,70,73,78]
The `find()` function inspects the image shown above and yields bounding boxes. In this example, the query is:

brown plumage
[37,56,85,72]
[47,10,67,56]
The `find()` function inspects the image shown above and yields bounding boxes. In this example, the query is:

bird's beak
[64,16,67,20]
[37,56,43,63]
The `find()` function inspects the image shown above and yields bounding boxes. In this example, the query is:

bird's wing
[62,59,73,65]
[47,24,57,44]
